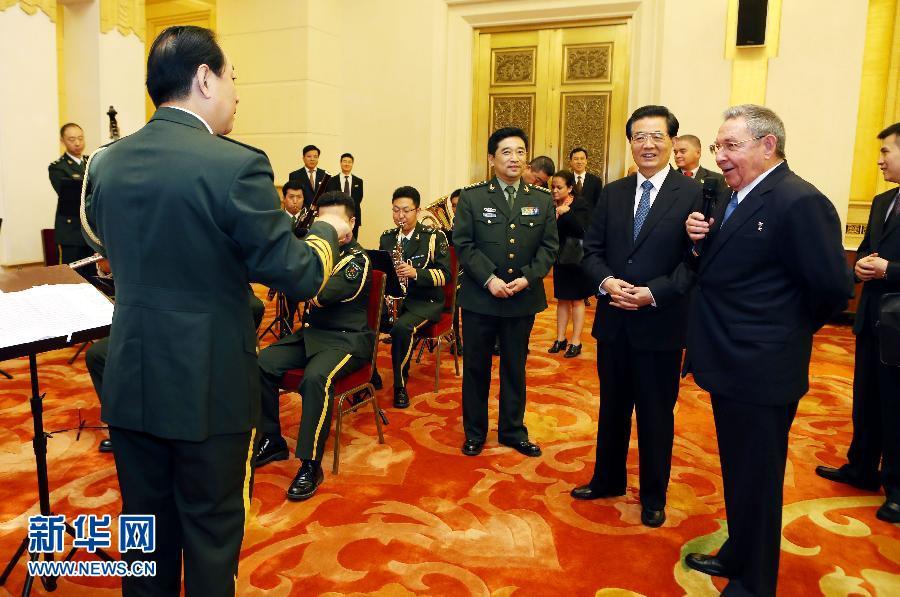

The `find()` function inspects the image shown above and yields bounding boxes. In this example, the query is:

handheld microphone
[693,177,720,256]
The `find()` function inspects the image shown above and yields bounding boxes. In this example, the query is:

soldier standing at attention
[49,122,93,264]
[453,127,559,457]
[374,186,451,408]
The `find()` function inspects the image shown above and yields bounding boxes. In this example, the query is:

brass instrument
[418,193,454,231]
[385,228,408,326]
[294,172,332,236]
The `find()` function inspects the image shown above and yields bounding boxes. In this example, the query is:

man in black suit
[569,147,603,209]
[81,26,350,596]
[816,122,900,524]
[325,152,364,238]
[673,134,726,192]
[49,123,93,265]
[289,144,328,207]
[523,155,555,188]
[683,105,852,596]
[573,105,701,528]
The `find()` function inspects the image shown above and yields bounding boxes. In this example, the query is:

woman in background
[549,169,591,358]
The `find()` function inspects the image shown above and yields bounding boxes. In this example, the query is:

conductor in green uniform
[375,186,451,408]
[453,127,559,457]
[254,192,372,501]
[80,26,350,597]
[48,122,93,265]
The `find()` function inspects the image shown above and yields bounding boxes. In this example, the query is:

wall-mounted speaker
[736,0,768,47]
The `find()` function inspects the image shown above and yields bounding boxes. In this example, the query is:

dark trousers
[258,332,363,461]
[109,427,254,597]
[591,338,681,510]
[461,309,534,443]
[846,327,900,500]
[58,243,92,265]
[389,310,429,390]
[711,395,798,597]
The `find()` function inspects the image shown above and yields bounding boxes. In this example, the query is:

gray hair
[723,104,786,158]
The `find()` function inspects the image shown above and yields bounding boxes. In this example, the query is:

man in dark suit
[49,123,93,265]
[573,105,701,528]
[523,155,555,188]
[289,144,328,207]
[816,122,900,523]
[282,179,305,229]
[673,134,726,192]
[254,193,372,501]
[81,26,350,596]
[569,147,603,209]
[375,186,451,408]
[454,127,559,458]
[683,105,852,596]
[325,152,364,238]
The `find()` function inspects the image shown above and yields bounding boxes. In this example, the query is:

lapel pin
[758,221,764,232]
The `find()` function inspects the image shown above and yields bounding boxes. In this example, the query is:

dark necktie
[886,192,900,225]
[633,180,653,240]
[575,176,584,196]
[344,176,350,194]
[505,185,516,209]
[401,236,409,255]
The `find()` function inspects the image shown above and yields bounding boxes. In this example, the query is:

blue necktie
[633,180,653,240]
[722,192,739,224]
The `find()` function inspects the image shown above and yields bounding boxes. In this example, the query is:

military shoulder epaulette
[217,135,268,157]
[529,184,551,193]
[463,180,489,190]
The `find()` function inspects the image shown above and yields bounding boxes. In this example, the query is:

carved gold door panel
[472,22,630,184]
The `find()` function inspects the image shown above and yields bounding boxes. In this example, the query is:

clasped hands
[856,252,889,282]
[488,276,529,298]
[395,262,417,280]
[602,278,653,310]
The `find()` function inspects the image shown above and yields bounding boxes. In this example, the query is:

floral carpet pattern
[0,284,898,595]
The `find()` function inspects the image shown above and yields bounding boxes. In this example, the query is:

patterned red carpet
[0,284,898,596]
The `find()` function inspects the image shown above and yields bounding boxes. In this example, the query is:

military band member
[454,127,559,457]
[374,186,451,409]
[254,192,371,500]
[49,123,93,265]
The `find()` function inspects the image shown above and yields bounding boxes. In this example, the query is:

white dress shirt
[164,106,214,134]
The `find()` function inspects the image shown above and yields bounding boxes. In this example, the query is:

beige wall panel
[219,30,308,85]
[229,82,308,136]
[98,31,146,137]
[305,26,340,86]
[658,0,731,156]
[0,7,59,265]
[767,0,867,233]
[62,0,102,150]
[216,0,307,34]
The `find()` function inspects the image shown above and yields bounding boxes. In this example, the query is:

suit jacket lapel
[700,162,789,269]
[487,178,511,217]
[632,168,680,252]
[618,175,637,249]
[880,192,900,243]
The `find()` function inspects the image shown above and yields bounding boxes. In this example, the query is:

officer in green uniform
[48,122,93,265]
[374,186,451,408]
[454,126,559,458]
[81,27,349,597]
[254,192,372,501]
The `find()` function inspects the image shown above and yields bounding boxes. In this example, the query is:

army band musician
[372,186,452,409]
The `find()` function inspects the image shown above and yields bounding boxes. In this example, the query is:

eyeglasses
[630,132,669,144]
[498,148,528,158]
[709,136,765,155]
[392,207,418,215]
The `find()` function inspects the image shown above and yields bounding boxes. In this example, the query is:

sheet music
[0,283,113,349]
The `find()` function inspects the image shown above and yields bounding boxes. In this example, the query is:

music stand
[366,250,404,297]
[0,266,115,595]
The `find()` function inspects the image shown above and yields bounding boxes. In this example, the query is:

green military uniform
[453,177,558,444]
[81,107,339,596]
[377,222,451,392]
[258,241,372,461]
[48,153,93,265]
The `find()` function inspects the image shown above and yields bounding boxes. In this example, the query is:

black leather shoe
[394,388,409,409]
[548,339,567,353]
[98,438,113,453]
[286,460,324,501]
[500,439,542,457]
[685,553,730,577]
[371,371,383,390]
[570,484,626,500]
[815,465,880,491]
[876,500,900,523]
[254,435,289,468]
[641,507,666,527]
[462,439,484,456]
[564,344,582,358]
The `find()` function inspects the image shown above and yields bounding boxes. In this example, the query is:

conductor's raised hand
[315,211,352,241]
